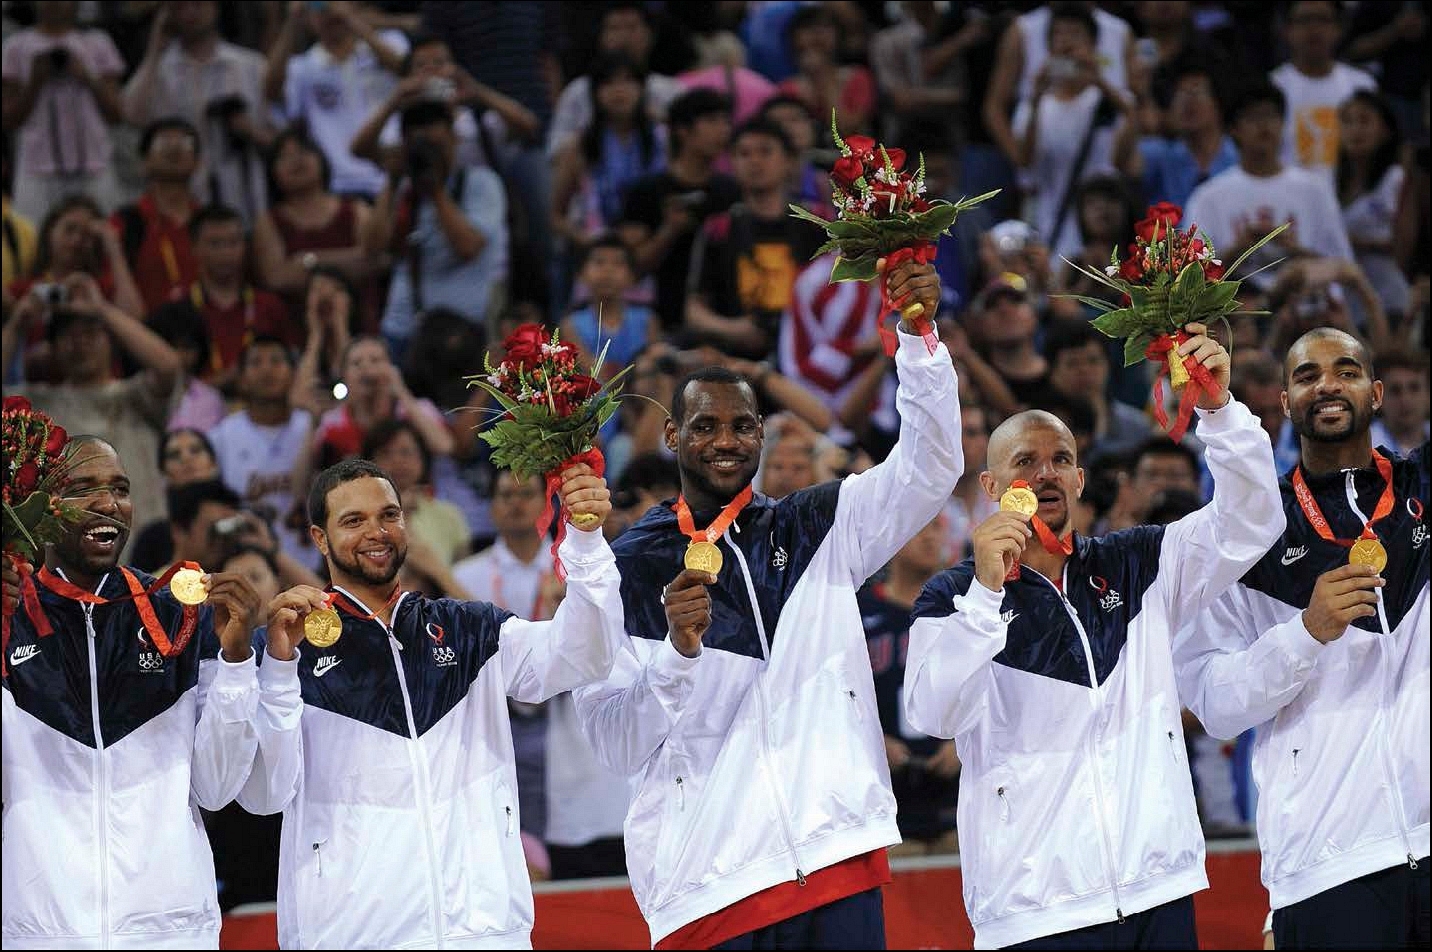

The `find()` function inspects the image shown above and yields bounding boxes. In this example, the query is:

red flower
[869,183,906,218]
[1134,202,1183,244]
[1118,255,1144,282]
[503,323,549,370]
[1203,261,1226,281]
[44,424,67,456]
[566,374,601,400]
[831,155,865,191]
[13,461,40,498]
[910,196,932,213]
[550,391,573,416]
[883,147,907,171]
[3,396,32,414]
[843,135,877,160]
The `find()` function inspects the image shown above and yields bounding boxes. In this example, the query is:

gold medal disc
[171,568,209,606]
[570,511,601,530]
[684,540,723,575]
[1348,538,1388,575]
[999,486,1039,518]
[304,608,344,648]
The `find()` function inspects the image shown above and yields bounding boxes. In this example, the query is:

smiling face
[162,430,219,485]
[312,476,408,588]
[53,441,131,579]
[1282,332,1382,444]
[981,413,1085,535]
[667,380,764,506]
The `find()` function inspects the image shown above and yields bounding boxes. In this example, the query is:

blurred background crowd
[2,0,1427,908]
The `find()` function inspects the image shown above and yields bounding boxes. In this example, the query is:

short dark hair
[1375,349,1429,377]
[1226,80,1287,125]
[148,300,211,354]
[307,458,400,532]
[759,94,813,120]
[784,4,836,54]
[1048,1,1098,42]
[1131,437,1200,479]
[579,232,636,271]
[139,117,201,158]
[216,540,280,578]
[617,452,681,495]
[670,366,755,426]
[266,127,332,200]
[401,30,448,74]
[1044,320,1111,366]
[601,0,650,28]
[667,88,732,135]
[167,479,241,530]
[238,335,295,371]
[158,427,217,472]
[1167,56,1226,117]
[189,203,243,241]
[399,100,455,137]
[46,307,105,345]
[361,418,432,486]
[733,116,795,156]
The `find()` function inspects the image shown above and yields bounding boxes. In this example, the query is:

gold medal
[170,567,209,606]
[1000,485,1038,518]
[1348,538,1387,575]
[684,540,723,575]
[570,511,601,530]
[304,608,343,648]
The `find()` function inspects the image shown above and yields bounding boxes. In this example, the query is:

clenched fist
[1302,564,1384,644]
[972,510,1033,594]
[662,568,716,658]
[559,463,612,530]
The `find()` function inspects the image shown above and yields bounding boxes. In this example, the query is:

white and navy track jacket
[1174,442,1429,910]
[2,569,259,950]
[239,527,625,950]
[574,328,963,947]
[904,398,1283,949]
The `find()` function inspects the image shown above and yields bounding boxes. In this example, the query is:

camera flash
[332,382,348,400]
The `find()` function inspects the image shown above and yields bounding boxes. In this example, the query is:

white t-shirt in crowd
[282,32,409,196]
[1270,61,1376,179]
[1185,164,1354,289]
[1016,5,1130,106]
[1013,85,1122,259]
[452,537,548,619]
[208,408,314,566]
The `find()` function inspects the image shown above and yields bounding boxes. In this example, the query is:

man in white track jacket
[1174,328,1429,949]
[238,458,627,950]
[574,259,959,950]
[904,324,1285,949]
[2,436,263,950]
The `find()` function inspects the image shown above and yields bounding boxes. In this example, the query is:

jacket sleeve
[572,635,702,775]
[1173,583,1324,740]
[1154,398,1286,613]
[501,526,627,703]
[191,648,260,810]
[832,326,964,585]
[903,573,1006,739]
[236,648,305,816]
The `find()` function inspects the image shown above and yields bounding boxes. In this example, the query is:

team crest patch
[427,622,456,667]
[1089,576,1123,612]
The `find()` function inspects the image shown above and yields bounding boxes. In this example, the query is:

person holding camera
[122,1,274,224]
[363,100,507,362]
[1,0,126,223]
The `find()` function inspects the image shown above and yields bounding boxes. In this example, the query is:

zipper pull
[1116,907,1126,924]
[796,868,807,886]
[676,775,685,811]
[997,786,1010,821]
[505,805,514,836]
[312,841,323,877]
[1292,748,1300,777]
[1410,854,1419,870]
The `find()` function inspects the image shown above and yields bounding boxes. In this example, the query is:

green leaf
[830,255,880,282]
[1056,292,1121,314]
[787,203,834,228]
[1124,332,1154,368]
[1221,221,1290,281]
[1169,262,1206,321]
[910,202,961,235]
[1195,280,1240,314]
[1090,308,1147,338]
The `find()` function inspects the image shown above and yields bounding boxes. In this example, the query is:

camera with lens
[31,283,68,308]
[405,137,447,191]
[422,77,457,103]
[47,47,71,72]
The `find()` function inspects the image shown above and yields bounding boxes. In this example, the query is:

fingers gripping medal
[1348,538,1388,575]
[684,540,723,575]
[571,512,601,530]
[305,595,343,649]
[170,566,209,606]
[999,479,1039,518]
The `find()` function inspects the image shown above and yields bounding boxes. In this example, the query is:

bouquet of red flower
[3,396,87,674]
[789,112,998,354]
[1061,201,1287,441]
[467,324,630,575]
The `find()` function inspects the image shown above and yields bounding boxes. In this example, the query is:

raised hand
[972,509,1033,594]
[265,585,331,661]
[879,256,941,325]
[662,568,716,657]
[1302,564,1385,644]
[559,462,611,531]
[1178,321,1231,410]
[204,572,262,663]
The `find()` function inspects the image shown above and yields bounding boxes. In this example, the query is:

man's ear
[310,525,329,558]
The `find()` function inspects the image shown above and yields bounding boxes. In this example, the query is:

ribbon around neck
[1003,481,1075,582]
[1291,450,1396,547]
[538,448,606,583]
[877,243,940,357]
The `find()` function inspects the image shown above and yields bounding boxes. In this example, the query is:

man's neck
[1293,57,1334,79]
[595,297,627,323]
[744,188,785,218]
[678,478,744,515]
[670,152,713,184]
[182,32,219,61]
[1185,127,1224,166]
[1240,154,1283,178]
[334,576,400,626]
[201,275,242,302]
[882,565,928,608]
[1300,433,1375,476]
[322,34,357,62]
[45,550,103,594]
[989,340,1042,373]
[1020,537,1069,585]
[1388,420,1428,449]
[503,532,543,564]
[150,181,195,219]
[247,398,291,427]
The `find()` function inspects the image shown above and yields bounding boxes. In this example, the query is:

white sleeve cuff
[950,580,1006,634]
[1272,613,1326,664]
[257,651,301,691]
[558,523,614,567]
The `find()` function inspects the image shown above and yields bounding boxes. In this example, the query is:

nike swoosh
[8,650,40,668]
[314,661,342,677]
[1281,551,1306,565]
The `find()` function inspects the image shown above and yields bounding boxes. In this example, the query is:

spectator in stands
[1264,257,1398,356]
[187,204,292,391]
[603,451,680,541]
[942,402,996,562]
[1013,3,1137,259]
[366,101,508,361]
[123,0,272,221]
[1043,321,1155,460]
[1337,90,1410,315]
[687,117,820,359]
[778,5,877,141]
[1050,174,1139,318]
[1,0,125,221]
[862,516,960,856]
[869,1,967,147]
[552,53,668,265]
[969,273,1050,407]
[618,88,738,333]
[111,119,202,316]
[548,2,683,156]
[1122,437,1203,530]
[252,128,374,321]
[1270,0,1376,180]
[674,27,779,129]
[1124,58,1239,208]
[1185,81,1353,291]
[164,478,242,574]
[756,415,826,499]
[264,0,406,199]
[560,235,655,376]
[1230,349,1301,474]
[129,426,221,572]
[1370,350,1430,456]
[758,94,825,209]
[148,299,226,433]
[291,265,358,403]
[352,31,539,179]
[1,140,38,288]
[1344,1,1427,139]
[2,273,181,540]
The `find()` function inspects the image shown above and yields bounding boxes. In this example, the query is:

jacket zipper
[356,590,444,949]
[1039,565,1125,923]
[725,530,807,886]
[84,601,112,949]
[1345,473,1416,868]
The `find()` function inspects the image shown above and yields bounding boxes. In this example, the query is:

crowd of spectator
[3,0,1428,906]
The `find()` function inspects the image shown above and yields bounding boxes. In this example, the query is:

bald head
[987,410,1077,469]
[1284,328,1371,385]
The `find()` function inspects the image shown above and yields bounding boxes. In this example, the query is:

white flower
[1105,265,1120,277]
